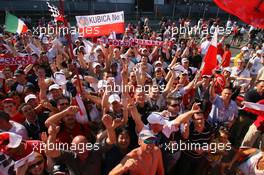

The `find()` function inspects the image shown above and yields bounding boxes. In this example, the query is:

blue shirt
[208,95,238,126]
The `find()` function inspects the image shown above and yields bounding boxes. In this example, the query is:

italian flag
[5,13,28,34]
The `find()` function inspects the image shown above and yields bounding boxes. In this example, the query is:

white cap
[141,48,147,52]
[54,72,67,85]
[241,46,248,51]
[98,80,107,89]
[72,74,84,80]
[256,50,263,55]
[108,93,121,104]
[24,94,37,103]
[147,112,166,125]
[0,132,22,149]
[92,62,101,68]
[154,61,163,67]
[155,67,163,72]
[181,58,189,64]
[224,67,232,73]
[48,84,61,91]
[42,36,49,44]
[138,129,156,140]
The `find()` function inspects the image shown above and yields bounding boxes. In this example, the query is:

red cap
[1,98,16,104]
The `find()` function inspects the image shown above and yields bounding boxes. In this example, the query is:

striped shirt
[183,121,214,158]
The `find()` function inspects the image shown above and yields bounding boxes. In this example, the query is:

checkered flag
[46,2,63,22]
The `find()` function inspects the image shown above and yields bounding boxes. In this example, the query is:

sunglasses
[28,160,43,170]
[143,139,157,145]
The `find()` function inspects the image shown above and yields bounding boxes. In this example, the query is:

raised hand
[102,114,113,129]
[65,106,79,115]
[48,125,60,139]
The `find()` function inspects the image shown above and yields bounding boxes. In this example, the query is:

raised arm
[128,104,144,133]
[45,106,79,127]
[102,114,117,145]
[45,125,61,158]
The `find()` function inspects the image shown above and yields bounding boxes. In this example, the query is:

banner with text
[97,38,172,47]
[76,11,125,37]
[0,56,34,66]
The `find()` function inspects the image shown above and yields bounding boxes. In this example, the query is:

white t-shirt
[249,56,263,75]
[231,67,250,87]
[238,151,264,175]
[0,121,28,140]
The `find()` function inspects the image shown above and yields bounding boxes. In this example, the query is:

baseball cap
[48,84,61,91]
[108,93,121,104]
[202,74,211,78]
[224,67,232,73]
[147,112,166,125]
[181,58,189,64]
[2,98,16,104]
[180,70,188,75]
[54,72,67,85]
[241,46,248,51]
[0,132,22,149]
[97,80,107,89]
[138,129,156,141]
[92,62,101,68]
[256,50,263,55]
[14,69,25,76]
[53,164,69,175]
[24,94,37,103]
[42,36,49,45]
[155,67,162,72]
[154,61,163,67]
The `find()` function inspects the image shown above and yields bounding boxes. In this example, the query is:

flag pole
[59,0,83,94]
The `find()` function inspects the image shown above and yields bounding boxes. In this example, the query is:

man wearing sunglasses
[109,129,164,175]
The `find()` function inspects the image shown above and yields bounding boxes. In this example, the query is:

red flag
[201,28,218,76]
[214,0,264,29]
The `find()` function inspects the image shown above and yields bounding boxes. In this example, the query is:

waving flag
[5,13,28,34]
[46,2,64,22]
[214,0,264,29]
[201,28,218,76]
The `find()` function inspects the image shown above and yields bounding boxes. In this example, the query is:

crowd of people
[0,15,264,175]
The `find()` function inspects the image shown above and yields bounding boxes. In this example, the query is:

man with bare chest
[109,129,164,175]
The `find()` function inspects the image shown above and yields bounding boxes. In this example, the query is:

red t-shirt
[217,43,224,56]
[11,112,25,124]
[222,50,231,67]
[57,123,90,144]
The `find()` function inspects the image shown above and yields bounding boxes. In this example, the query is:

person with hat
[0,132,43,161]
[181,57,198,81]
[11,69,35,95]
[109,129,164,175]
[16,152,50,175]
[2,98,25,124]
